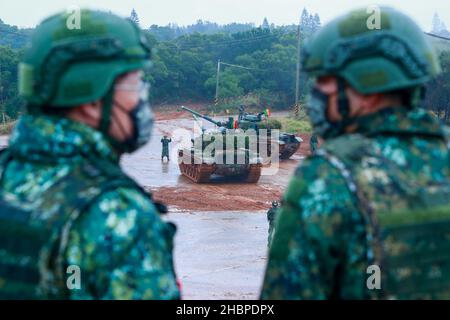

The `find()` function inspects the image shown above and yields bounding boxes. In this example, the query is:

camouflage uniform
[267,201,279,247]
[262,7,450,300]
[161,137,172,161]
[310,134,318,155]
[0,10,180,299]
[262,107,450,300]
[0,115,180,299]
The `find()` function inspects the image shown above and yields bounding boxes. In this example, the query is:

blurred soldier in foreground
[0,10,179,299]
[267,201,279,247]
[262,7,450,299]
[309,134,318,155]
[161,135,172,162]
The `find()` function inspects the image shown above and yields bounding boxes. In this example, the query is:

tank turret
[181,106,236,129]
[178,106,261,183]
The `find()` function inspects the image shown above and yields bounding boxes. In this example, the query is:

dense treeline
[143,9,322,108]
[0,45,24,120]
[148,21,257,42]
[1,10,450,123]
[0,10,322,118]
[145,27,306,106]
[0,19,32,49]
[425,50,450,122]
[0,19,29,120]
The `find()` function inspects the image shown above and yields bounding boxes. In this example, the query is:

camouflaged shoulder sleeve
[261,155,368,300]
[443,125,450,149]
[66,187,180,300]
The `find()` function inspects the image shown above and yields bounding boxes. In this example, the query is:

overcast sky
[0,0,448,31]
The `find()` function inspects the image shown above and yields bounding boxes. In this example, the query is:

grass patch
[274,115,312,134]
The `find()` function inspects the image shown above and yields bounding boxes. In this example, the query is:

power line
[174,36,277,50]
[170,31,287,50]
[2,27,450,43]
[220,62,265,72]
[0,27,287,50]
[214,59,294,101]
[166,30,450,50]
[172,30,450,51]
[424,32,450,41]
[0,29,30,38]
[220,61,292,75]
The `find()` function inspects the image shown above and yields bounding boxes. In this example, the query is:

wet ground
[166,211,268,300]
[121,113,307,211]
[1,108,310,300]
[119,111,308,299]
[0,136,8,150]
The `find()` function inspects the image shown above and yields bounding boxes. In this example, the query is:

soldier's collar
[352,106,445,139]
[9,114,119,164]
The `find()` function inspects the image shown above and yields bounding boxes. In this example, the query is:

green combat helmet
[302,6,440,94]
[0,9,153,299]
[18,9,152,146]
[301,6,441,139]
[301,7,450,299]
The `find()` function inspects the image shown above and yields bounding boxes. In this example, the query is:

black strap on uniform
[337,77,351,120]
[99,87,115,135]
[0,148,13,186]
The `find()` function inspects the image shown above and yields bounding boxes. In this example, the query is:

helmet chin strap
[411,86,426,108]
[335,77,357,133]
[337,77,351,121]
[98,87,127,154]
[99,87,114,136]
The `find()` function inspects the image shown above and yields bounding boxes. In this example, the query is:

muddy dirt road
[119,109,310,299]
[121,110,309,212]
[1,108,311,300]
[166,211,268,300]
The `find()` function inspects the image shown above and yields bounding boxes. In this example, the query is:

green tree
[0,45,24,119]
[425,51,450,123]
[130,9,140,26]
[205,71,243,99]
[0,15,325,110]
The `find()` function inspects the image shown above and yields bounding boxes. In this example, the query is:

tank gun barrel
[181,106,222,127]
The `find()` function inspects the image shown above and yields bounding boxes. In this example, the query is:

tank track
[179,163,214,183]
[244,164,262,183]
[279,142,301,160]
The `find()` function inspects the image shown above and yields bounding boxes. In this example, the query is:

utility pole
[215,59,221,104]
[295,23,301,111]
[0,59,2,105]
[214,60,260,105]
[0,60,4,124]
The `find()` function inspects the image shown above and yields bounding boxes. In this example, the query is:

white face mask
[113,82,154,153]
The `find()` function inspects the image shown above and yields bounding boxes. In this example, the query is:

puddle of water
[119,117,302,189]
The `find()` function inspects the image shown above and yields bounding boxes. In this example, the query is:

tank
[178,106,262,183]
[278,133,303,160]
[237,105,303,160]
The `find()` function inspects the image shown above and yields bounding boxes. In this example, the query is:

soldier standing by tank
[262,7,450,299]
[267,201,279,247]
[161,135,172,162]
[0,10,180,300]
[309,134,318,155]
